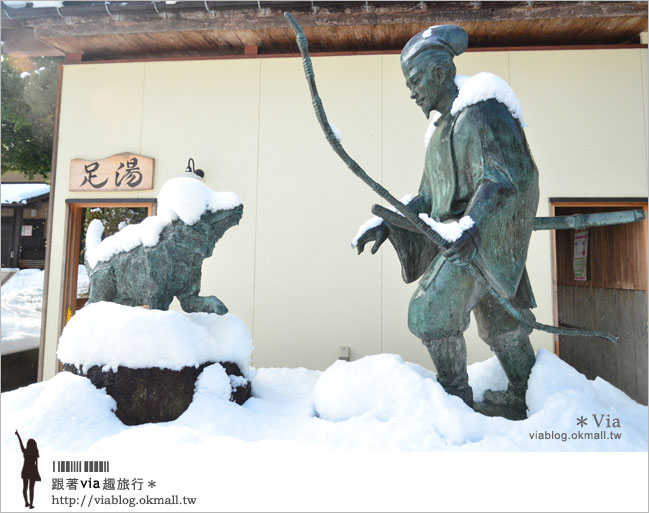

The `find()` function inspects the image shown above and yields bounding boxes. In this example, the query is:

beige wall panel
[140,59,261,335]
[57,63,146,200]
[43,49,647,378]
[378,53,429,369]
[252,56,383,370]
[510,49,647,199]
[510,49,649,359]
[43,63,146,379]
[380,52,511,369]
[641,49,648,163]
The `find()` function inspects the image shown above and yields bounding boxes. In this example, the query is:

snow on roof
[86,176,241,268]
[1,183,50,205]
[3,1,63,7]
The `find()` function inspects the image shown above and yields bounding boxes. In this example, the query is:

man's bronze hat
[401,25,469,65]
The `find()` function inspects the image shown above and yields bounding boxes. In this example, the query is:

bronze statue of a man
[356,25,539,419]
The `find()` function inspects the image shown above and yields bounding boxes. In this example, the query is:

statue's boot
[482,334,536,420]
[425,335,473,407]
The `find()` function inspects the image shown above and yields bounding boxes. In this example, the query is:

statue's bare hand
[355,224,389,255]
[444,226,480,265]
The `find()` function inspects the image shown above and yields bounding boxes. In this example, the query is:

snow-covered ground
[1,266,88,355]
[1,303,647,511]
[2,325,647,510]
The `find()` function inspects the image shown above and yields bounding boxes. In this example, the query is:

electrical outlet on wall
[338,346,350,361]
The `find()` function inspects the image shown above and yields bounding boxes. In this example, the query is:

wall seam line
[251,58,263,365]
[507,50,511,84]
[380,55,384,356]
[139,63,147,157]
[640,49,648,172]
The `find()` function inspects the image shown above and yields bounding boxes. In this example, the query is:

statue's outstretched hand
[444,225,480,265]
[355,223,389,255]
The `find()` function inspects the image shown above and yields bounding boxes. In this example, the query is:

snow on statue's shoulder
[425,73,525,148]
[451,72,525,124]
[86,176,241,268]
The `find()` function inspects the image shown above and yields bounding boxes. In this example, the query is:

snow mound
[525,349,649,444]
[2,350,646,455]
[86,176,241,268]
[57,302,254,375]
[312,351,647,450]
[313,354,439,422]
[0,372,123,451]
[312,354,480,447]
[194,363,233,401]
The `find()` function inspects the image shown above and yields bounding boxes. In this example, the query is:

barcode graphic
[53,461,110,473]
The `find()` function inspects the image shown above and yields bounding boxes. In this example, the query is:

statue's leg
[424,335,473,406]
[87,266,116,304]
[474,295,536,419]
[178,293,228,314]
[408,256,483,407]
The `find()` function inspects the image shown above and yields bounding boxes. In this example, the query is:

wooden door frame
[549,197,648,356]
[59,199,156,360]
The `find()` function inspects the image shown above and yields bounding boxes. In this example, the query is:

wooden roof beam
[24,2,648,39]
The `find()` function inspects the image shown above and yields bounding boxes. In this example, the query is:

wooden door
[553,200,648,405]
[60,200,155,343]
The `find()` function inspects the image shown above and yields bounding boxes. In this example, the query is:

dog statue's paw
[206,296,228,315]
[179,295,228,315]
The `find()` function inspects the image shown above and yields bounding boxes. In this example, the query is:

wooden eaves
[1,1,647,60]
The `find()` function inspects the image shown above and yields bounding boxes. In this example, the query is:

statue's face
[403,63,442,119]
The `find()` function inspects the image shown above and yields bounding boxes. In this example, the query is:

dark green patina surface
[87,205,243,314]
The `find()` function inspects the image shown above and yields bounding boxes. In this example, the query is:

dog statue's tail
[85,219,104,270]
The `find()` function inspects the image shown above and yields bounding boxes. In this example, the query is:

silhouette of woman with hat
[15,430,40,509]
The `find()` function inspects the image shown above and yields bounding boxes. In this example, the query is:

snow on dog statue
[85,176,243,314]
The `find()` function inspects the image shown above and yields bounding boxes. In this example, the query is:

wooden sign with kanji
[70,153,154,192]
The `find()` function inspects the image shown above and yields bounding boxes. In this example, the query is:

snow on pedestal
[57,302,255,425]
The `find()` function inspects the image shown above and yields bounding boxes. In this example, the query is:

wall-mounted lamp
[184,158,205,179]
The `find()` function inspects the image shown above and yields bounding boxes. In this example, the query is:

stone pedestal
[64,362,251,425]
